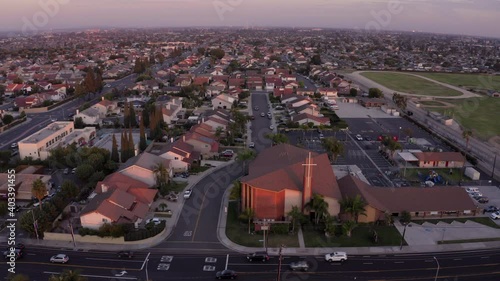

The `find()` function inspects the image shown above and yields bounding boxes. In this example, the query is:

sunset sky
[3,0,500,37]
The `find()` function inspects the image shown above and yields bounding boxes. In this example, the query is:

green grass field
[361,72,463,97]
[414,73,500,92]
[426,97,500,140]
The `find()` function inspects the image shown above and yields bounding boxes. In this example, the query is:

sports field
[360,72,462,97]
[427,97,500,140]
[415,73,500,92]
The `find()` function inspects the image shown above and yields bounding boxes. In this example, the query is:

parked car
[248,142,255,148]
[471,191,483,197]
[50,254,69,263]
[167,194,178,202]
[477,197,489,204]
[355,134,363,141]
[484,206,499,213]
[490,211,500,220]
[215,269,237,279]
[289,260,310,271]
[269,125,274,130]
[184,189,192,199]
[466,187,479,194]
[146,218,163,225]
[10,143,18,149]
[246,251,269,262]
[319,133,324,139]
[63,168,69,175]
[260,112,265,117]
[221,150,234,157]
[71,168,76,174]
[117,251,134,259]
[324,252,347,262]
[254,106,259,111]
[364,136,372,141]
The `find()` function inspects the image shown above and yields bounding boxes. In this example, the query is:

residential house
[161,97,184,125]
[413,152,465,168]
[74,108,101,126]
[92,98,120,117]
[212,93,235,110]
[148,140,201,172]
[292,113,331,126]
[318,88,338,97]
[184,133,219,158]
[247,77,263,90]
[358,98,386,108]
[119,152,173,187]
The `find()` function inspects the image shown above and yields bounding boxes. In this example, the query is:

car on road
[355,134,363,141]
[254,106,259,111]
[269,125,274,130]
[71,168,76,174]
[117,251,134,259]
[289,260,310,271]
[246,251,269,262]
[3,248,23,260]
[221,150,234,157]
[324,252,347,262]
[484,206,498,213]
[364,136,372,141]
[63,168,69,175]
[215,269,237,279]
[490,211,500,220]
[319,133,324,139]
[51,118,57,122]
[249,142,255,148]
[260,112,265,117]
[50,254,69,263]
[10,143,18,149]
[184,189,192,199]
[250,115,255,120]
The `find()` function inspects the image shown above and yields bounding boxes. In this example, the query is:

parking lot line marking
[225,254,229,270]
[191,188,208,241]
[141,252,150,270]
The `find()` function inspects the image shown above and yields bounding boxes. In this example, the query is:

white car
[50,254,69,264]
[490,211,500,220]
[471,192,483,197]
[355,134,363,141]
[269,125,274,130]
[146,218,163,225]
[466,187,479,194]
[324,252,347,262]
[11,143,18,148]
[184,189,192,199]
[249,142,255,148]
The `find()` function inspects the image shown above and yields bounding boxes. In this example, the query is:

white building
[18,122,96,160]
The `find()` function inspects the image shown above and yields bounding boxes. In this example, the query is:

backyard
[424,97,500,140]
[302,224,404,247]
[225,202,300,248]
[414,73,500,92]
[361,72,462,97]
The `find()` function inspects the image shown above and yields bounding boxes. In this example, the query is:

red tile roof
[413,152,464,162]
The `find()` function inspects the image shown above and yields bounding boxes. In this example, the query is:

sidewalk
[216,185,500,256]
[20,160,236,251]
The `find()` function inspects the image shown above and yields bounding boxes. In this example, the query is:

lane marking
[394,261,404,264]
[43,271,137,280]
[141,252,150,270]
[225,254,229,270]
[85,258,142,263]
[17,262,141,271]
[453,258,462,261]
[191,188,209,241]
[363,262,373,265]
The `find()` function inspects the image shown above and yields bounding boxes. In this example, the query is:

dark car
[484,206,499,213]
[289,260,309,271]
[215,269,237,279]
[477,197,489,204]
[3,249,23,260]
[117,251,134,259]
[246,251,269,262]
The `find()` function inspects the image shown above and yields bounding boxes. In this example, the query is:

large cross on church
[302,152,317,212]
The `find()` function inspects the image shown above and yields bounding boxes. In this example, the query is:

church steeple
[302,152,316,212]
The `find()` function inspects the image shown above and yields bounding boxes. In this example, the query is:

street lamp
[433,256,440,281]
[398,127,402,141]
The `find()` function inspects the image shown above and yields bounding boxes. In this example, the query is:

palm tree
[265,133,288,145]
[236,149,256,174]
[287,206,304,233]
[239,208,255,234]
[323,214,337,237]
[153,162,170,190]
[305,194,329,225]
[31,179,47,210]
[158,202,168,211]
[340,195,367,223]
[342,220,357,238]
[387,139,402,159]
[214,127,224,141]
[321,137,345,163]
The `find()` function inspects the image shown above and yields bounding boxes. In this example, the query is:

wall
[43,226,166,245]
[24,107,49,114]
[253,188,280,219]
[323,196,341,218]
[283,189,302,214]
[357,205,382,223]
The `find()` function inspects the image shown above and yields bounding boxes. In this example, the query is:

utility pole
[492,153,497,179]
[276,244,284,281]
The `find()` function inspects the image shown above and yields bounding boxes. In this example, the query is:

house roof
[337,175,477,213]
[292,113,330,124]
[122,152,171,172]
[413,152,464,162]
[241,144,341,200]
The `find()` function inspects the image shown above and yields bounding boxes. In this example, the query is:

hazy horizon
[2,0,499,38]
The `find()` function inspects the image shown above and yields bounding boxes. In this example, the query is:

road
[12,246,500,280]
[249,91,273,152]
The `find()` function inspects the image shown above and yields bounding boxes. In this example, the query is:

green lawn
[167,181,188,193]
[225,202,299,248]
[402,168,465,185]
[414,73,500,92]
[411,217,500,229]
[418,100,448,106]
[360,72,462,97]
[427,97,500,140]
[302,225,404,247]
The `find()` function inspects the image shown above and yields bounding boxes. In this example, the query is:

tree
[340,195,367,223]
[349,88,358,97]
[129,102,137,127]
[123,102,130,128]
[386,139,402,159]
[158,202,168,211]
[128,128,135,158]
[209,48,225,60]
[265,133,288,145]
[74,117,85,129]
[139,118,147,152]
[111,134,119,163]
[305,194,329,225]
[31,179,47,210]
[368,88,383,98]
[342,220,357,238]
[0,150,11,166]
[239,208,255,234]
[75,164,95,180]
[48,269,87,281]
[61,180,78,199]
[400,210,411,224]
[197,47,206,56]
[153,162,170,190]
[310,54,321,65]
[321,138,344,163]
[120,131,129,162]
[9,274,30,281]
[229,181,241,201]
[392,92,408,110]
[287,206,305,233]
[236,149,255,174]
[2,114,14,125]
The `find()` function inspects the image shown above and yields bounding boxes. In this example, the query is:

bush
[124,221,166,241]
[270,223,290,235]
